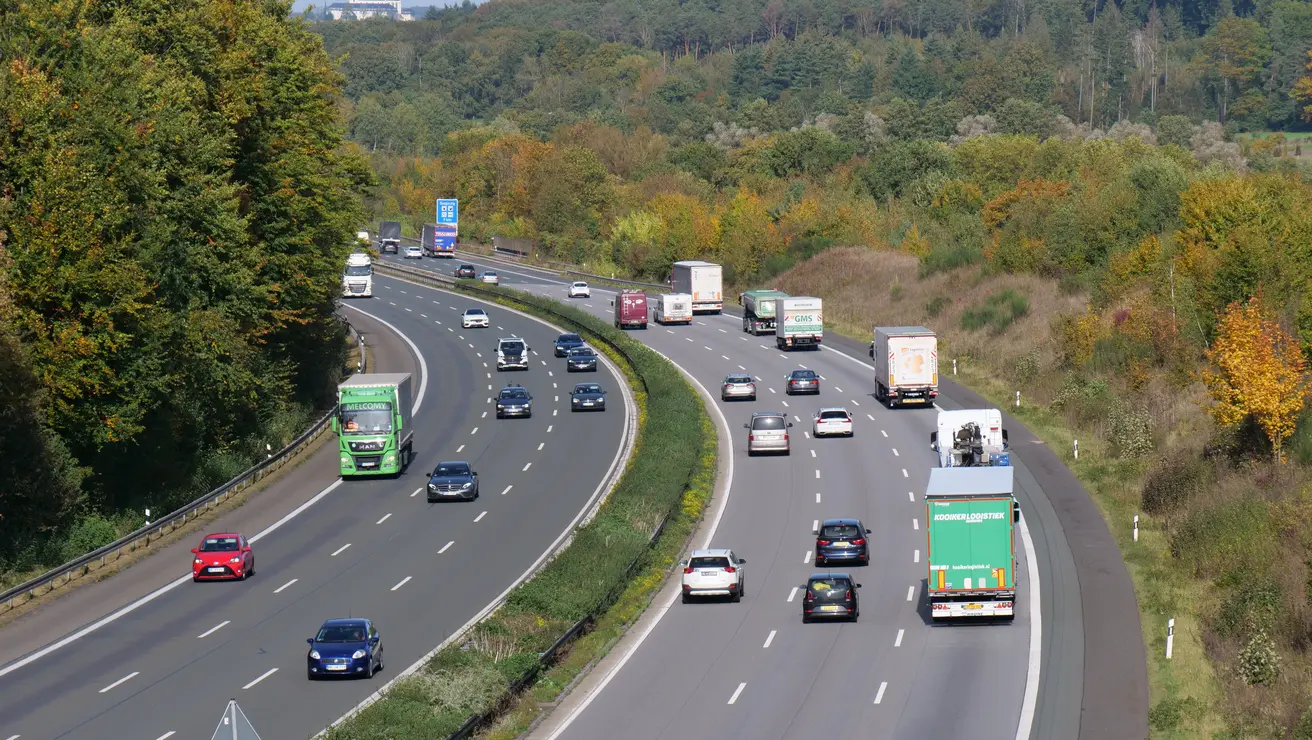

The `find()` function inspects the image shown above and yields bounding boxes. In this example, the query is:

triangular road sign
[210,699,262,740]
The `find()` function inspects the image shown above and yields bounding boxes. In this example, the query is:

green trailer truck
[925,467,1020,620]
[334,373,414,477]
[739,289,789,335]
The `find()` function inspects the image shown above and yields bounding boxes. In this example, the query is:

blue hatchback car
[307,618,384,679]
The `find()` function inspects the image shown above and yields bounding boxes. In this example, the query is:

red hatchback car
[192,533,255,581]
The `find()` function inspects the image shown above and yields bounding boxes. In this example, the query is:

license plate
[326,665,347,671]
[903,398,924,403]
[836,542,851,547]
[821,605,841,612]
[582,401,594,406]
[964,604,983,610]
[207,567,225,573]
[701,572,718,577]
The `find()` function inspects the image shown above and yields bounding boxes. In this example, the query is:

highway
[0,284,631,739]
[376,251,1094,740]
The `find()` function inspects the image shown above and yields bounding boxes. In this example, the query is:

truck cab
[929,409,1011,467]
[496,337,530,371]
[342,252,373,298]
[334,373,414,477]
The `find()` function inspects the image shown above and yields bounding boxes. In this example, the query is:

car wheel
[861,556,870,567]
[248,559,255,577]
[193,575,200,583]
[681,593,690,604]
[802,615,811,624]
[238,568,247,581]
[816,555,824,566]
[308,670,316,681]
[732,591,741,603]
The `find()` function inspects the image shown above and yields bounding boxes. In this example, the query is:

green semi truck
[925,466,1020,620]
[334,373,414,477]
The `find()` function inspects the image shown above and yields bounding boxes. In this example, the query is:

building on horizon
[325,0,414,20]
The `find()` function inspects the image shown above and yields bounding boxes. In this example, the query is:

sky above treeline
[291,0,464,12]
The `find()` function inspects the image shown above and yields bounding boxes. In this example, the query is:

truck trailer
[670,261,723,314]
[378,221,401,254]
[740,289,789,335]
[613,291,648,329]
[334,373,414,477]
[925,467,1020,620]
[652,293,693,325]
[871,326,938,407]
[777,296,823,350]
[930,408,1011,467]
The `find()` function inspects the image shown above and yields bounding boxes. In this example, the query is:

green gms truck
[334,373,414,477]
[925,466,1020,620]
[739,289,789,335]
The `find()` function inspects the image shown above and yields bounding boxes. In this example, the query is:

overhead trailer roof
[925,467,1014,498]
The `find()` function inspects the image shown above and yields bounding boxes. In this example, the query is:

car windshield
[501,342,524,354]
[689,556,730,569]
[820,411,849,420]
[726,375,751,384]
[808,578,852,597]
[573,283,587,288]
[752,416,786,431]
[574,384,601,394]
[344,265,371,276]
[821,524,861,539]
[339,405,393,435]
[407,246,420,252]
[199,537,239,552]
[484,272,498,277]
[792,370,817,379]
[569,348,594,356]
[433,463,470,476]
[460,265,474,271]
[558,334,581,343]
[465,309,485,316]
[316,625,367,643]
[500,390,527,400]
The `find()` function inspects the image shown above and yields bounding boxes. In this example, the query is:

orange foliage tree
[1203,297,1309,462]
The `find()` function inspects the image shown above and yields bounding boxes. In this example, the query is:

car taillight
[852,538,866,546]
[784,433,789,440]
[805,591,814,602]
[749,434,754,441]
[684,566,694,574]
[724,566,736,573]
[845,590,852,600]
[817,540,830,546]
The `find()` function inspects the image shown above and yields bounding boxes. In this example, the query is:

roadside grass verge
[323,279,714,740]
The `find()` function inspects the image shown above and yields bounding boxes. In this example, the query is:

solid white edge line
[339,303,428,415]
[540,347,734,740]
[318,271,639,738]
[242,667,277,690]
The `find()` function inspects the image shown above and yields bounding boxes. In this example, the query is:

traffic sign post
[434,199,459,254]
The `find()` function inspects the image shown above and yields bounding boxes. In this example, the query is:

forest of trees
[0,0,370,576]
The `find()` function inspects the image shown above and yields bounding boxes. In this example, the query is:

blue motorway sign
[436,199,459,226]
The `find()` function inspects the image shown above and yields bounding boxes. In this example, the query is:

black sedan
[566,346,599,372]
[454,264,477,279]
[496,385,533,418]
[802,573,861,623]
[570,383,607,412]
[785,368,821,395]
[426,461,479,502]
[554,333,586,357]
[814,518,871,566]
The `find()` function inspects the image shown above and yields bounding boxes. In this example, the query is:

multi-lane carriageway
[376,252,1067,740]
[0,284,633,739]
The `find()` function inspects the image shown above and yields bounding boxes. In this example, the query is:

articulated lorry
[651,293,692,325]
[930,408,1011,467]
[422,223,456,258]
[378,221,401,254]
[740,289,789,335]
[342,252,373,298]
[777,296,823,350]
[670,261,723,314]
[334,373,414,477]
[871,326,938,407]
[925,467,1020,620]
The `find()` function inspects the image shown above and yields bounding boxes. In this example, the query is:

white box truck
[670,261,723,314]
[777,296,823,350]
[652,293,693,325]
[871,326,937,407]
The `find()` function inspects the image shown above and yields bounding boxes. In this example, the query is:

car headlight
[309,650,320,660]
[429,483,438,491]
[230,556,242,563]
[460,482,472,490]
[497,404,504,409]
[573,398,580,403]
[194,558,203,565]
[351,650,367,660]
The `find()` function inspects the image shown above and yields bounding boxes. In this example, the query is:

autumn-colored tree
[1203,298,1309,462]
[1198,17,1271,123]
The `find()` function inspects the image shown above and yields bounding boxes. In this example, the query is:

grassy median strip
[324,281,713,740]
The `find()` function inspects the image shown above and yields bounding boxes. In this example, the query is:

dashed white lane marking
[553,382,558,388]
[273,579,298,594]
[812,519,819,532]
[740,337,748,341]
[722,355,731,360]
[553,409,558,416]
[388,301,396,306]
[331,543,351,557]
[99,672,140,693]
[908,491,915,501]
[874,681,888,704]
[914,550,920,563]
[197,621,230,639]
[438,541,454,554]
[895,629,905,647]
[719,328,727,333]
[471,427,479,435]
[501,485,513,496]
[914,518,919,530]
[411,487,422,498]
[405,307,412,312]
[523,462,532,472]
[769,388,776,393]
[448,327,453,332]
[728,683,747,705]
[815,493,821,503]
[704,346,714,351]
[376,513,392,525]
[555,395,559,402]
[815,469,820,479]
[763,630,776,648]
[907,586,915,601]
[487,384,492,390]
[391,576,412,592]
[482,411,488,418]
[686,337,694,343]
[782,400,789,407]
[803,431,810,439]
[788,586,799,602]
[420,313,427,318]
[457,444,465,452]
[810,449,816,458]
[892,448,900,457]
[881,430,889,438]
[738,365,746,370]
[547,425,553,433]
[477,353,482,358]
[803,551,812,564]
[537,442,545,451]
[868,414,875,421]
[243,668,278,690]
[902,469,908,477]
[851,399,861,406]
[666,329,674,334]
[541,360,547,365]
[474,511,488,523]
[154,733,177,740]
[548,370,554,377]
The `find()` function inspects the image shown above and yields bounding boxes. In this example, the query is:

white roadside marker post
[953,359,957,375]
[1074,439,1079,459]
[1015,391,1020,408]
[1166,618,1175,659]
[1133,515,1139,542]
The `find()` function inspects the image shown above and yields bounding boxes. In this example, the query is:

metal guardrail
[0,320,367,615]
[481,247,669,290]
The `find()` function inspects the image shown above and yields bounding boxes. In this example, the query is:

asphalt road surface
[0,283,629,740]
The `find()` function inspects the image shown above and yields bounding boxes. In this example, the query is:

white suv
[680,549,746,603]
[813,407,854,437]
[568,281,590,298]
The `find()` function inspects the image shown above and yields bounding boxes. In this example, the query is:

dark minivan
[814,518,871,566]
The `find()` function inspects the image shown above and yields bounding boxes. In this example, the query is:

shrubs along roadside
[323,278,713,739]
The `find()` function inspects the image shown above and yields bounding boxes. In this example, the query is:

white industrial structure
[325,1,415,20]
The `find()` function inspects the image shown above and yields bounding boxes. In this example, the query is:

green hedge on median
[324,282,711,740]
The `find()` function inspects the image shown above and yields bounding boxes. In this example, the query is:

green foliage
[1149,696,1204,732]
[1171,500,1278,579]
[1237,628,1281,685]
[1295,703,1312,740]
[1141,452,1205,516]
[1212,576,1283,639]
[959,290,1030,334]
[1108,403,1154,459]
[859,141,954,201]
[925,295,951,318]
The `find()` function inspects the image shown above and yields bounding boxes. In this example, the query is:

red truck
[613,291,648,330]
